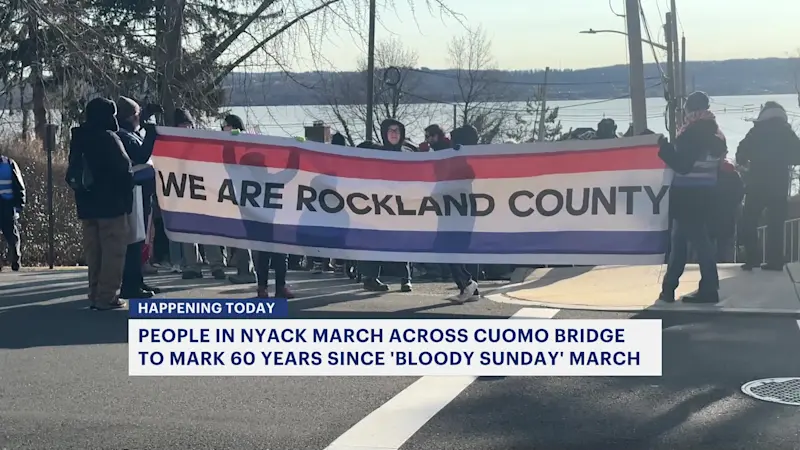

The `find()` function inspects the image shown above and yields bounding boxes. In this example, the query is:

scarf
[677,110,726,142]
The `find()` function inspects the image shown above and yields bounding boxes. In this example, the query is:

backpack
[66,149,94,192]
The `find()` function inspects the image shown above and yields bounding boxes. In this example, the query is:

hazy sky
[284,0,799,72]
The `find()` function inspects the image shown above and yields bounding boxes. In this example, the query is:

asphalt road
[1,268,799,449]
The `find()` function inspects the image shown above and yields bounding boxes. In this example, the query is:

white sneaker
[454,280,479,304]
[171,265,181,274]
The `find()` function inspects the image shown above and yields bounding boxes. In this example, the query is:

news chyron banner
[129,300,662,376]
[152,128,670,266]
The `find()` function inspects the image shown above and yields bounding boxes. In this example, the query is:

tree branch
[202,0,341,94]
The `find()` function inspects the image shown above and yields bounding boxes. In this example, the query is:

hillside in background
[223,57,799,106]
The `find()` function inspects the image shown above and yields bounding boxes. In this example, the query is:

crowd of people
[0,92,798,310]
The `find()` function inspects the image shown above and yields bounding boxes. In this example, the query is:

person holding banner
[67,97,133,310]
[116,96,162,299]
[358,120,413,293]
[658,91,726,304]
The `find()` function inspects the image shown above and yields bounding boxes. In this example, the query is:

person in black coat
[358,119,413,292]
[657,91,726,304]
[736,101,800,270]
[67,97,133,310]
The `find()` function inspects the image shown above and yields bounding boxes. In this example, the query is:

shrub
[0,138,84,266]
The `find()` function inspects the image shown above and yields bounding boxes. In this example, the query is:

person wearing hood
[737,101,800,271]
[116,96,162,299]
[67,97,133,310]
[419,124,452,151]
[358,119,413,293]
[594,118,618,139]
[657,91,726,304]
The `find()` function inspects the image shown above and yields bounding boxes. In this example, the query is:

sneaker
[453,280,479,304]
[181,270,203,280]
[400,281,412,292]
[256,287,269,298]
[311,263,323,275]
[10,261,20,272]
[171,265,181,274]
[658,290,675,303]
[228,273,256,284]
[142,283,161,294]
[760,263,784,272]
[740,263,756,271]
[93,298,127,310]
[120,289,154,299]
[276,286,296,299]
[363,279,389,292]
[681,290,719,304]
[211,268,227,280]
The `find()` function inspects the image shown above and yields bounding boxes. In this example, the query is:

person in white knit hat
[737,101,800,271]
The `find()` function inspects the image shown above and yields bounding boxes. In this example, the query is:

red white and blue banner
[152,127,671,265]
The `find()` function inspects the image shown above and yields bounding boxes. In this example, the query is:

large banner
[152,127,672,265]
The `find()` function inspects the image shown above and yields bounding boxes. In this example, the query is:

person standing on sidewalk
[0,149,25,272]
[172,109,228,279]
[657,91,726,304]
[67,97,133,310]
[736,101,800,271]
[116,96,162,299]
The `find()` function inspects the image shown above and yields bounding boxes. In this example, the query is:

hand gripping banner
[152,128,671,265]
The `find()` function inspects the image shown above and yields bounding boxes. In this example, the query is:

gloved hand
[657,136,674,158]
[294,136,306,142]
[453,144,462,151]
[142,123,158,137]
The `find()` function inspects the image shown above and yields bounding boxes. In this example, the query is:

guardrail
[755,217,800,264]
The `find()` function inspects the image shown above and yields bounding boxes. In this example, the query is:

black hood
[451,125,478,146]
[85,97,119,132]
[380,119,406,150]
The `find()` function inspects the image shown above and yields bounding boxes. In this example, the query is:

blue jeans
[662,218,719,294]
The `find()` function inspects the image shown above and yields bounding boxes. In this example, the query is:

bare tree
[313,37,429,146]
[505,94,562,143]
[447,26,509,143]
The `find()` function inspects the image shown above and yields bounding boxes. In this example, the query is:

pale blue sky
[286,0,800,71]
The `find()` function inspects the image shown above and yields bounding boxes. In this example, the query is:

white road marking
[322,307,560,450]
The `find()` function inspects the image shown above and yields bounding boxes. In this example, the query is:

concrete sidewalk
[495,264,800,315]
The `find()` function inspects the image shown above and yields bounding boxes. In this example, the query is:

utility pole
[670,0,682,124]
[664,13,676,141]
[624,0,648,134]
[364,0,377,142]
[537,67,550,142]
[681,35,687,104]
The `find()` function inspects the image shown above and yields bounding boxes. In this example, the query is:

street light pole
[670,0,682,124]
[624,0,648,134]
[364,0,377,142]
[664,13,676,141]
[579,29,667,51]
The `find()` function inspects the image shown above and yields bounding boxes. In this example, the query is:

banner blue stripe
[162,211,668,255]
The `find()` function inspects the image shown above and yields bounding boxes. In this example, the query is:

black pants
[362,261,411,283]
[662,217,719,294]
[121,191,152,292]
[0,202,20,265]
[255,252,288,289]
[741,190,787,266]
[448,264,473,291]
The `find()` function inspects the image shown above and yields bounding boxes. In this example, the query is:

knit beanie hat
[223,114,245,130]
[685,91,710,113]
[755,101,788,123]
[116,96,140,120]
